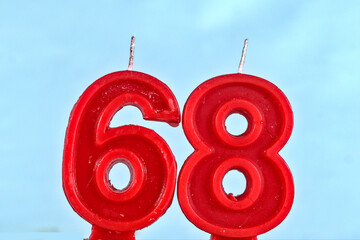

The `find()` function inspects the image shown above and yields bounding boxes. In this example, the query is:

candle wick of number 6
[128,36,135,71]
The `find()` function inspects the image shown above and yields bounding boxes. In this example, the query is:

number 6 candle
[63,37,180,240]
[178,39,294,240]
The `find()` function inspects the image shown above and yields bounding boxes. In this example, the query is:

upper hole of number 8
[225,113,248,136]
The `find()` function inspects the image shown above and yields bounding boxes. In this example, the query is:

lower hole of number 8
[222,169,247,198]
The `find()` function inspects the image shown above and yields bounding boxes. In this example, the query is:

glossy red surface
[63,70,180,240]
[178,74,294,240]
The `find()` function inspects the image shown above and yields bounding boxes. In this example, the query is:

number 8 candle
[178,39,294,240]
[63,37,180,240]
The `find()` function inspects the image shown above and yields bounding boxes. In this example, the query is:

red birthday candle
[63,37,180,240]
[178,39,294,240]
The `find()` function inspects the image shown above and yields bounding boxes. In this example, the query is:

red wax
[63,71,180,240]
[178,74,294,240]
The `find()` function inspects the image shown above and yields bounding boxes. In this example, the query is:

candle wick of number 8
[128,36,136,71]
[238,38,248,74]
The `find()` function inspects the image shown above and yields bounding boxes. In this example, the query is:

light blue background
[0,0,359,239]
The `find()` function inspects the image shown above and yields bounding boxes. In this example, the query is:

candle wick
[128,36,135,70]
[238,38,248,74]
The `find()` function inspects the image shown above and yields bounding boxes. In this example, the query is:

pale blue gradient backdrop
[0,0,359,239]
